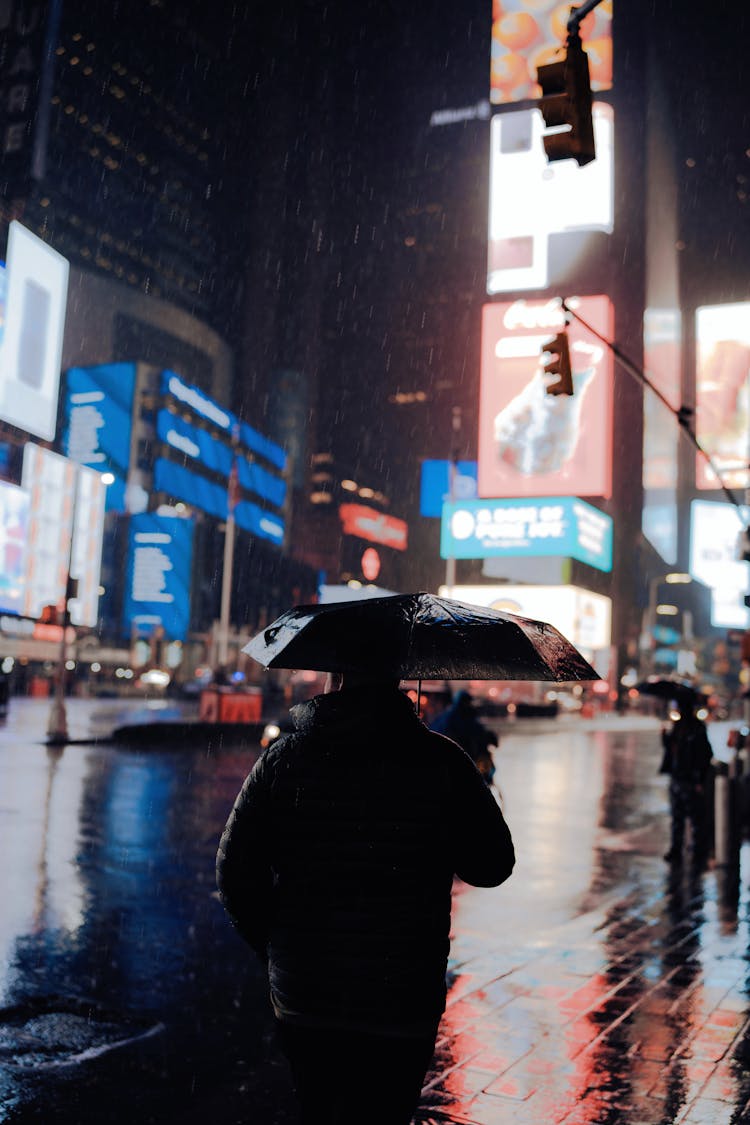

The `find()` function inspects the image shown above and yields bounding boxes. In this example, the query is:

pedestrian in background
[217,670,514,1125]
[659,699,714,864]
[431,689,498,787]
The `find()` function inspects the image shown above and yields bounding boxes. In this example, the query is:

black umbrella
[635,679,707,704]
[243,591,598,682]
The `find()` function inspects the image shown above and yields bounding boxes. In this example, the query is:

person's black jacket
[659,716,713,786]
[216,685,514,1037]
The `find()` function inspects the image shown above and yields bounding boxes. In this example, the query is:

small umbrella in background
[635,679,707,706]
[243,591,598,683]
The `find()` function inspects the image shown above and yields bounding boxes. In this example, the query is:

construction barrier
[199,687,262,724]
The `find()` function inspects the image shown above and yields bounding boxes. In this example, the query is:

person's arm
[216,754,274,957]
[443,739,515,887]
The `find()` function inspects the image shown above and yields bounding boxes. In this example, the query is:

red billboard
[339,504,408,551]
[478,297,614,500]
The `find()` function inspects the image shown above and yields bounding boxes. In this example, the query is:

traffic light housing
[537,30,595,167]
[542,331,573,395]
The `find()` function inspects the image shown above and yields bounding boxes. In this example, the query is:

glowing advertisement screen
[160,370,287,472]
[478,297,613,500]
[122,512,194,641]
[441,496,612,572]
[695,303,750,492]
[420,460,478,518]
[0,481,29,615]
[642,308,681,564]
[487,104,613,295]
[690,500,749,629]
[490,0,612,106]
[0,222,69,441]
[64,362,137,512]
[153,458,285,546]
[21,445,106,627]
[442,583,611,658]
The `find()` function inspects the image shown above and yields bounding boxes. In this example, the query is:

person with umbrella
[657,690,714,865]
[217,593,596,1124]
[431,689,498,786]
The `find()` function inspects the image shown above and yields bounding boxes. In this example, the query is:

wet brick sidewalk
[414,853,750,1125]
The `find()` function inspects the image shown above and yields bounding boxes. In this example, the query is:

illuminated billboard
[490,0,612,106]
[0,222,69,441]
[339,504,408,551]
[0,481,29,615]
[153,458,285,545]
[122,512,194,641]
[64,363,137,512]
[695,303,750,492]
[690,500,749,628]
[441,496,612,572]
[420,460,478,518]
[487,103,613,295]
[21,445,106,627]
[441,582,610,660]
[478,297,613,500]
[160,370,287,473]
[642,308,681,564]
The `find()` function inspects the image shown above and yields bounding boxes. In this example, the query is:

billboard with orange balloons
[490,0,613,106]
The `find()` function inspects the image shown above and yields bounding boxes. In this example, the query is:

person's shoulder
[424,727,470,762]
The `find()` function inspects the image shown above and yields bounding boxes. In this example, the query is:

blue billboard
[420,460,478,518]
[160,370,287,471]
[440,496,613,572]
[63,363,136,511]
[153,457,285,546]
[122,512,194,641]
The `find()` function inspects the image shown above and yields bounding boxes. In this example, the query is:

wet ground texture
[2,699,750,1123]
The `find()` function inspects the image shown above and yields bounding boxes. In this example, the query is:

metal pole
[444,406,461,593]
[218,511,235,668]
[47,466,78,744]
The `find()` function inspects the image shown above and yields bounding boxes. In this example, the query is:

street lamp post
[642,572,692,676]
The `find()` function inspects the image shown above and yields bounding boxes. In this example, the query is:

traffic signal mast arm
[565,0,606,33]
[560,298,745,517]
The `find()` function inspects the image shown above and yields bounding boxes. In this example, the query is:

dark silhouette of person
[431,689,498,785]
[659,700,713,864]
[216,670,514,1125]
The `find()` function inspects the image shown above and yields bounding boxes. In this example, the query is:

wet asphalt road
[0,698,746,1124]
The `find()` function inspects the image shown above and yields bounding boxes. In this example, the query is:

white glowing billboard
[695,303,750,492]
[440,582,610,660]
[21,445,106,627]
[487,104,613,295]
[0,222,69,440]
[689,499,749,629]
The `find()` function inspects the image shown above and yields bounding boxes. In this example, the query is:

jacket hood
[290,686,421,744]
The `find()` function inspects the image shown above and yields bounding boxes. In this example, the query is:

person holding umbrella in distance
[217,592,597,1124]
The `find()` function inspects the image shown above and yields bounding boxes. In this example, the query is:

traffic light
[536,29,595,167]
[542,331,573,396]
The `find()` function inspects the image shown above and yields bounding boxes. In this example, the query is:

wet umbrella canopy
[243,591,598,682]
[635,679,707,705]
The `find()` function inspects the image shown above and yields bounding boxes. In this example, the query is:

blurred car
[136,668,171,692]
[260,716,294,749]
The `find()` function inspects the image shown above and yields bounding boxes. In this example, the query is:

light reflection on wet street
[3,701,750,1124]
